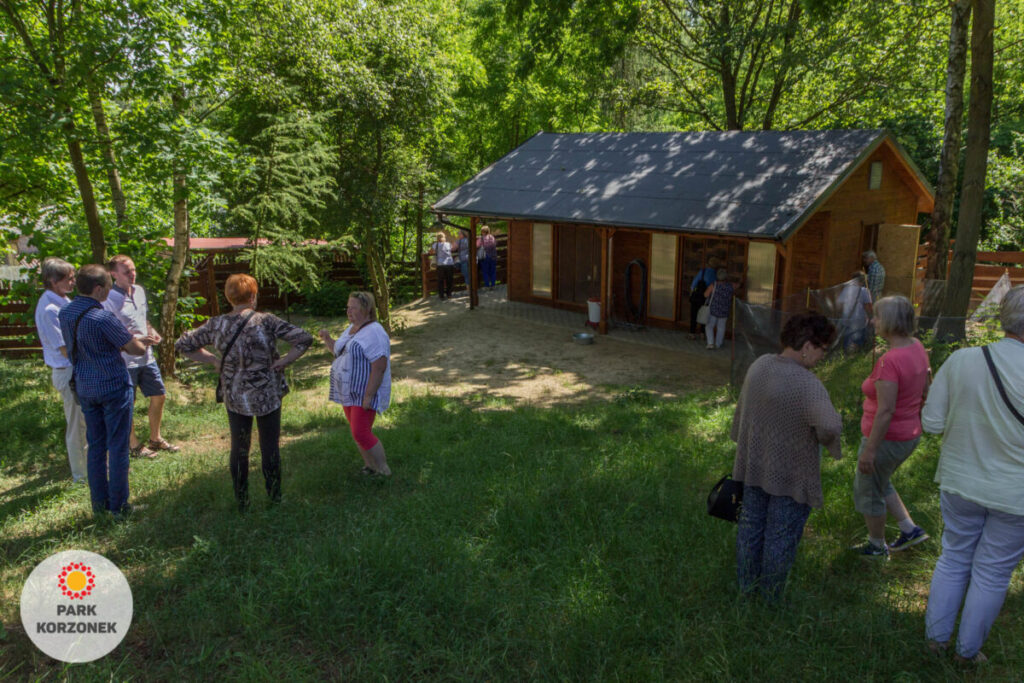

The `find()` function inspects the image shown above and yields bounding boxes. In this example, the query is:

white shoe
[706,344,715,349]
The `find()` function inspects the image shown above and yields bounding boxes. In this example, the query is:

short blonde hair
[435,231,446,241]
[349,291,377,321]
[480,225,490,236]
[224,273,259,305]
[874,295,915,337]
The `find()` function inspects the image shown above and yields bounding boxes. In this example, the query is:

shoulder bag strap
[221,310,256,366]
[982,345,1024,427]
[68,305,93,368]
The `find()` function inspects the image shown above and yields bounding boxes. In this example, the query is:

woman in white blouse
[922,285,1024,664]
[320,291,392,476]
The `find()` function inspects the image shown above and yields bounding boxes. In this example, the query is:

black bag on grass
[707,474,743,523]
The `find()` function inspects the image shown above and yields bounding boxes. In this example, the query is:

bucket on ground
[587,298,601,325]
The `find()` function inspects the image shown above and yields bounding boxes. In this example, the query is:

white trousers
[925,491,1024,658]
[705,314,727,347]
[51,366,88,482]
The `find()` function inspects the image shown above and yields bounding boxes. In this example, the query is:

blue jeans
[925,491,1024,657]
[78,385,134,514]
[736,485,811,601]
[480,256,497,287]
[458,260,469,286]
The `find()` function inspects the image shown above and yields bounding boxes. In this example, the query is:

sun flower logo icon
[58,563,96,600]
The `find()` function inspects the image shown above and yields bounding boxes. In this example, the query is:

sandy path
[389,296,730,406]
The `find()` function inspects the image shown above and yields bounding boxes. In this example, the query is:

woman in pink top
[852,295,931,557]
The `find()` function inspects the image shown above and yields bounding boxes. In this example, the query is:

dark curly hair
[780,313,836,351]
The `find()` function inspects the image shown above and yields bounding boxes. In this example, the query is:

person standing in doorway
[863,250,886,302]
[704,268,735,349]
[104,255,179,458]
[688,257,719,338]
[34,257,87,483]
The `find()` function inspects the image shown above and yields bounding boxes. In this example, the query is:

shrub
[302,280,352,317]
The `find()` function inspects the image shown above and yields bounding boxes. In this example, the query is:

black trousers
[437,264,455,299]
[227,407,281,507]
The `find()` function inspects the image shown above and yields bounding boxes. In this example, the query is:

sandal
[147,438,180,453]
[130,445,157,459]
[360,466,376,476]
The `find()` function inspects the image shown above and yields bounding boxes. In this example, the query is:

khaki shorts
[853,436,921,516]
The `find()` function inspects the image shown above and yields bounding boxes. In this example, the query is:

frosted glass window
[532,223,552,297]
[869,161,883,189]
[649,233,677,319]
[746,242,776,305]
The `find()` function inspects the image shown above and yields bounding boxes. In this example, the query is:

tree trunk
[159,170,189,378]
[937,0,994,340]
[922,0,972,317]
[63,112,107,264]
[86,78,128,236]
[761,0,803,131]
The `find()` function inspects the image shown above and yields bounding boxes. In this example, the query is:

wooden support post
[421,253,430,299]
[599,228,610,334]
[469,216,479,309]
[205,256,218,316]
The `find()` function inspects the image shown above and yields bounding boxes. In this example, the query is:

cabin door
[875,223,921,298]
[556,225,601,304]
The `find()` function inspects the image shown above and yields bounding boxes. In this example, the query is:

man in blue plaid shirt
[863,250,886,302]
[59,264,152,519]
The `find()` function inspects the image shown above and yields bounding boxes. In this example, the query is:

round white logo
[20,550,133,663]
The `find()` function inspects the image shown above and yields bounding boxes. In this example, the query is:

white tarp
[970,271,1013,321]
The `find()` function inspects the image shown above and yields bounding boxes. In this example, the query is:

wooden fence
[0,288,41,358]
[915,247,1024,310]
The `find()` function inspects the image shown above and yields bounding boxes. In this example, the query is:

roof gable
[434,130,933,240]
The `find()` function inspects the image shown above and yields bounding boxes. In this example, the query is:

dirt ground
[389,294,731,406]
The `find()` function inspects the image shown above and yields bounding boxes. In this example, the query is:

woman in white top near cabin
[922,285,1024,664]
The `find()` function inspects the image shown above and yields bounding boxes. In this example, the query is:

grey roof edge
[429,208,780,240]
[773,130,935,242]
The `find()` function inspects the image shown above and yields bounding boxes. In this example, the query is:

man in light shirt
[34,257,87,482]
[104,255,179,458]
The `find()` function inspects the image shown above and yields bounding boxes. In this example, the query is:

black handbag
[215,310,255,403]
[707,474,744,522]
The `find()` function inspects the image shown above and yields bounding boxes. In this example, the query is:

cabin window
[746,242,776,305]
[531,223,553,297]
[869,161,883,190]
[649,233,678,319]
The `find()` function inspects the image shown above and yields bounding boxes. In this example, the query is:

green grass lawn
[1,336,1021,681]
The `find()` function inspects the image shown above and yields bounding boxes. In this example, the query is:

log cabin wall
[815,143,922,288]
[507,220,532,302]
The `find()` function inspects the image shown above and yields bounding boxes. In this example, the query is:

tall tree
[922,0,972,318]
[1,0,107,262]
[939,0,996,340]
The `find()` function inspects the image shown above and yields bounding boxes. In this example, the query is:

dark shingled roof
[434,129,931,241]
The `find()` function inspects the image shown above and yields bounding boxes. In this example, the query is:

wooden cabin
[433,130,934,332]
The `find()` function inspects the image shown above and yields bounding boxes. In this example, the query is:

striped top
[329,322,391,412]
[58,296,133,398]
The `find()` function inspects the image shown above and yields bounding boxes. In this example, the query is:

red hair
[224,273,259,305]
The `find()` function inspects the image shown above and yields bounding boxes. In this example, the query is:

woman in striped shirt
[320,291,393,476]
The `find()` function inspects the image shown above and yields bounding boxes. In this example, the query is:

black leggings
[437,264,455,299]
[227,408,281,507]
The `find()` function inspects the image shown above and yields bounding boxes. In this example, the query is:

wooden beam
[599,228,610,334]
[469,216,479,309]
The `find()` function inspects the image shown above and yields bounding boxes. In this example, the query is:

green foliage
[300,280,352,317]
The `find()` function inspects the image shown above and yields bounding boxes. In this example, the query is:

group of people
[427,225,498,300]
[38,257,393,516]
[36,256,179,517]
[732,286,1024,664]
[691,250,886,353]
[34,250,1024,663]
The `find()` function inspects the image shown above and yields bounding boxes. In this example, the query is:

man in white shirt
[104,255,179,458]
[34,257,87,482]
[837,272,873,353]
